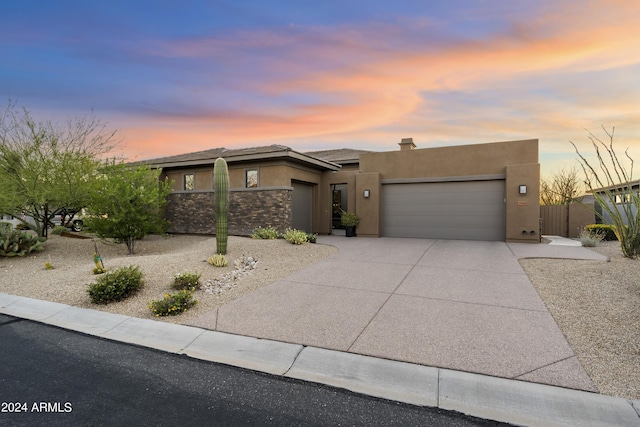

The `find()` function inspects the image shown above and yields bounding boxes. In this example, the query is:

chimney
[398,137,416,151]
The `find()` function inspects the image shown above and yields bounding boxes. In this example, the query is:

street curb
[1,293,639,427]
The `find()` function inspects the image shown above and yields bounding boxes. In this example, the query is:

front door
[331,184,348,230]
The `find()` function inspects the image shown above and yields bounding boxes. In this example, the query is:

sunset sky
[1,1,639,177]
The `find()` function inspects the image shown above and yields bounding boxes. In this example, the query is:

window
[246,169,258,188]
[184,173,195,191]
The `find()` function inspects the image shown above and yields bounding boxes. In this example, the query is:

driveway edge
[1,293,638,427]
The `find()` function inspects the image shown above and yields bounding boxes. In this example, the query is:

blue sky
[1,1,639,176]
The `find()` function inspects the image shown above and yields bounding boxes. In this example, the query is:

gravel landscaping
[520,241,639,401]
[0,233,638,400]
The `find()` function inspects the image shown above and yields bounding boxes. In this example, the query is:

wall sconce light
[363,189,370,198]
[519,185,527,195]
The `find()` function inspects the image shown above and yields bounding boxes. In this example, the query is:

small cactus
[214,157,229,255]
[208,253,228,267]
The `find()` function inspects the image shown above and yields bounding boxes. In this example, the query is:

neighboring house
[590,180,640,225]
[143,138,540,242]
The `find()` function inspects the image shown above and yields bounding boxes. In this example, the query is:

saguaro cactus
[214,157,229,254]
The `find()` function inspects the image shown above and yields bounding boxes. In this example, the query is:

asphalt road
[0,314,509,426]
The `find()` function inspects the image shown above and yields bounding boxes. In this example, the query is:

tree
[571,126,640,258]
[0,101,117,237]
[540,166,585,205]
[85,162,172,255]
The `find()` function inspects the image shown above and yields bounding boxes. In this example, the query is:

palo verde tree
[539,166,585,205]
[571,126,640,258]
[85,161,172,255]
[0,101,117,237]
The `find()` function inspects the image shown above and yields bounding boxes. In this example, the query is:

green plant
[149,289,198,317]
[208,253,228,267]
[585,224,618,241]
[251,225,279,240]
[51,225,67,235]
[93,266,106,275]
[340,211,359,227]
[87,265,144,304]
[578,228,605,247]
[85,161,172,255]
[282,228,308,245]
[0,229,44,257]
[172,271,202,290]
[214,157,229,255]
[306,233,317,243]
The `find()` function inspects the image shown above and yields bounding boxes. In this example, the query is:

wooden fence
[540,203,595,238]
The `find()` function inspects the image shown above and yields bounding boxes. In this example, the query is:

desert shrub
[149,289,198,316]
[172,271,202,290]
[578,228,605,247]
[208,253,228,267]
[0,229,44,257]
[282,228,307,245]
[585,224,618,241]
[251,225,279,240]
[306,233,317,243]
[87,265,144,304]
[51,225,67,235]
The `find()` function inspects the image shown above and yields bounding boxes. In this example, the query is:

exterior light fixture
[519,185,527,195]
[363,189,370,198]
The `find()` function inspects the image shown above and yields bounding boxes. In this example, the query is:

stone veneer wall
[165,188,292,235]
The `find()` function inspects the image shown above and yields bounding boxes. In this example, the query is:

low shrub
[0,229,44,257]
[282,228,307,245]
[251,225,279,240]
[579,228,605,247]
[87,265,144,304]
[51,225,67,235]
[208,253,228,267]
[149,289,198,316]
[585,224,618,241]
[172,271,202,290]
[306,233,317,243]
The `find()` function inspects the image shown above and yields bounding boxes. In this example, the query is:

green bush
[87,265,144,304]
[149,289,198,316]
[306,233,317,243]
[172,271,202,290]
[251,225,279,240]
[282,228,307,245]
[585,224,618,241]
[0,229,44,257]
[51,225,67,235]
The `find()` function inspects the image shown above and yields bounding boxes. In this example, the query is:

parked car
[50,210,84,232]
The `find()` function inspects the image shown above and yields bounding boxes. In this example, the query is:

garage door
[383,180,505,241]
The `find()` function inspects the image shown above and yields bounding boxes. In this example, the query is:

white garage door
[383,180,505,241]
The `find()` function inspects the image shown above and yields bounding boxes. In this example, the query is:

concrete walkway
[2,237,639,426]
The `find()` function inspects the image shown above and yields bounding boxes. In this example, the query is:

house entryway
[331,184,348,235]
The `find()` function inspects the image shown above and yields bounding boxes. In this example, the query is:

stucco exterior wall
[359,139,538,178]
[505,163,540,242]
[355,139,540,242]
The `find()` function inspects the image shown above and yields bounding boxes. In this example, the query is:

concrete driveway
[190,236,608,392]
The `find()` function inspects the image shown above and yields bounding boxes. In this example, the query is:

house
[143,138,540,242]
[589,180,640,225]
